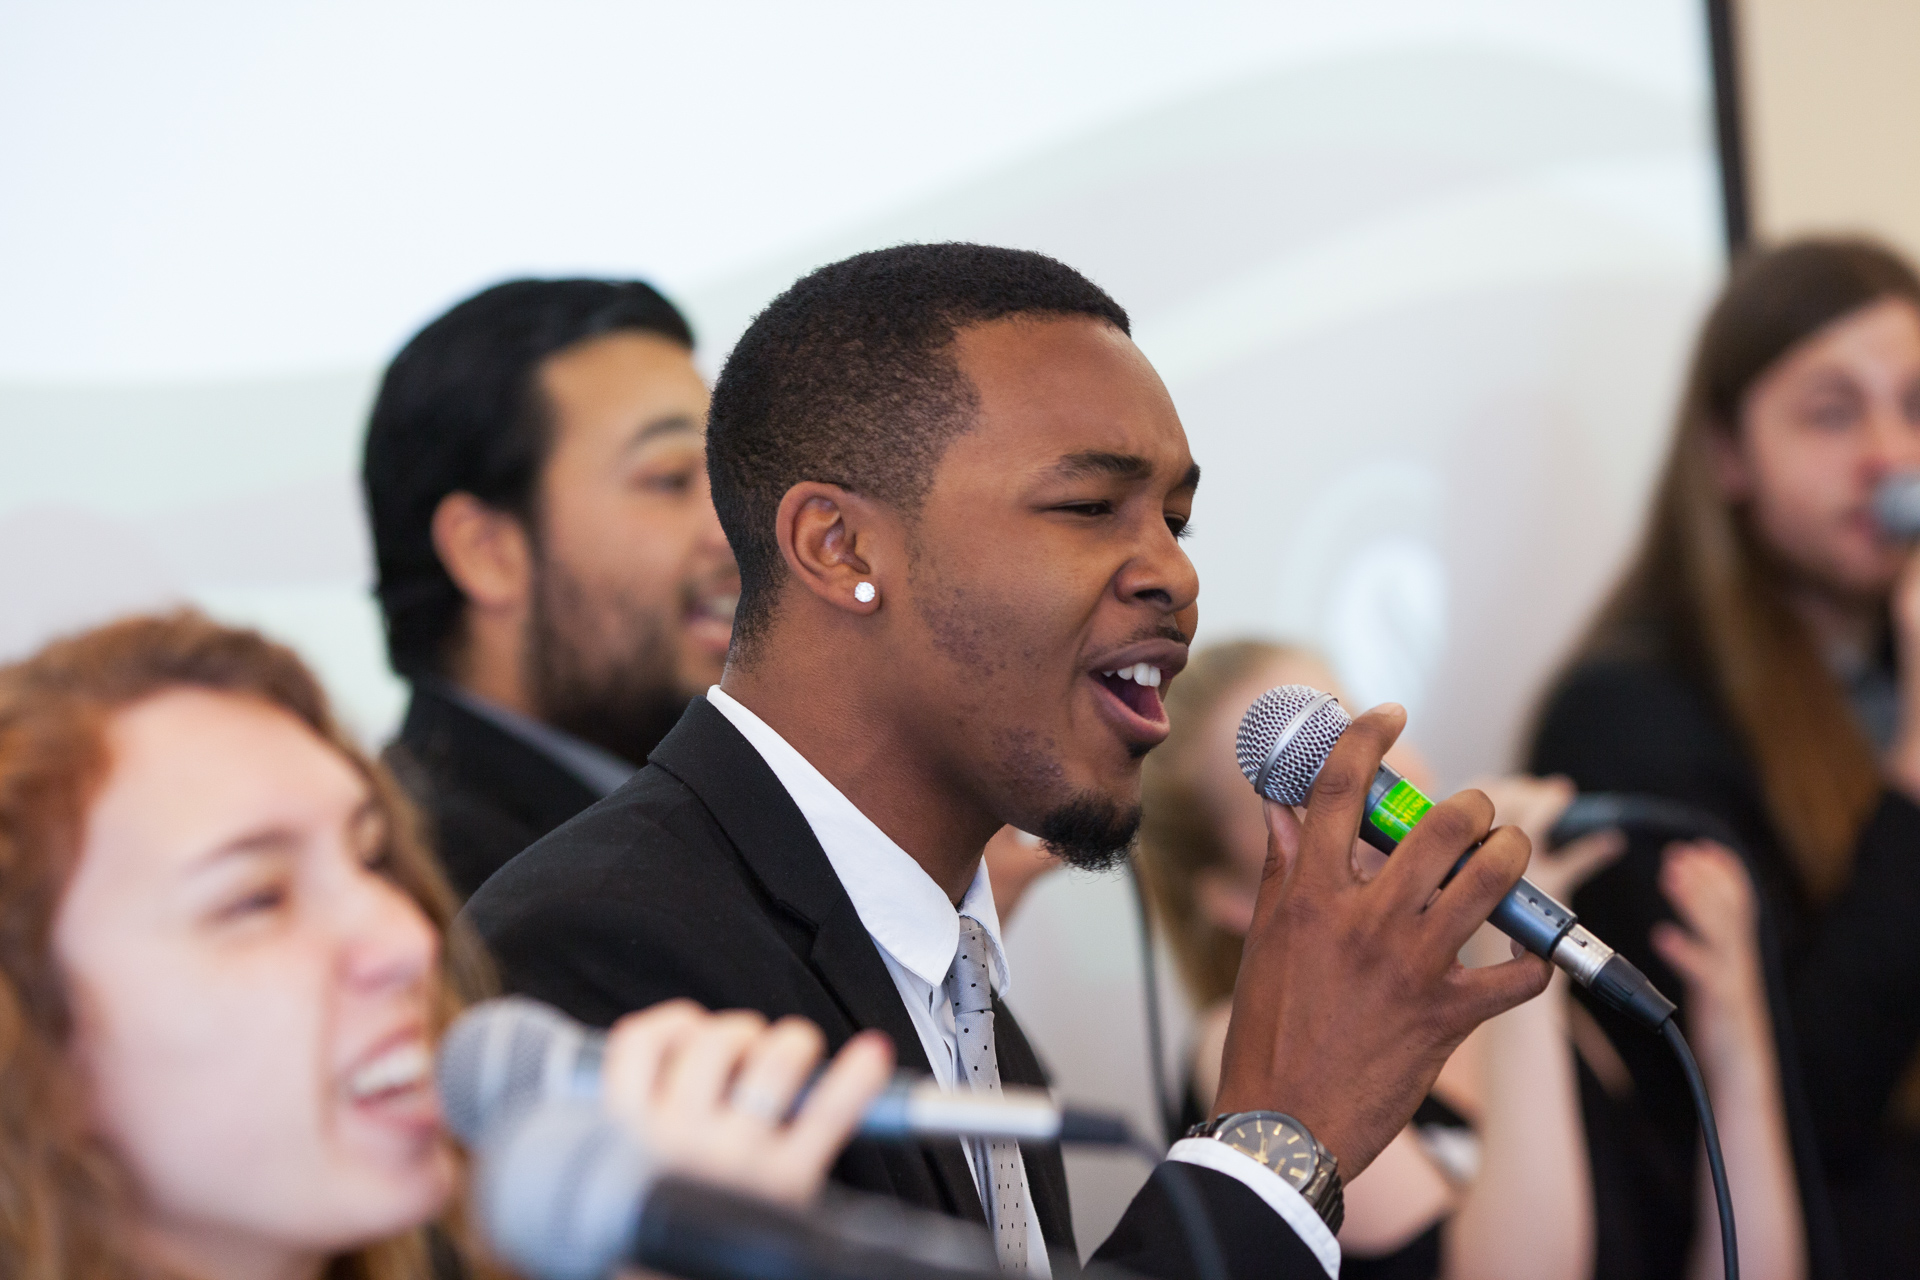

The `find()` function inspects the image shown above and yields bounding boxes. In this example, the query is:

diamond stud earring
[853,581,877,604]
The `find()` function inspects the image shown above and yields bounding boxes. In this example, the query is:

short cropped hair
[706,243,1130,653]
[362,278,695,677]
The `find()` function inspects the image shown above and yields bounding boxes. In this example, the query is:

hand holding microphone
[439,1000,1138,1280]
[1236,686,1676,1027]
[1208,699,1556,1182]
[1871,471,1920,799]
[439,997,895,1208]
[601,1002,896,1208]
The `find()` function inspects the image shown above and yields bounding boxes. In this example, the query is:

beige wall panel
[1739,0,1920,259]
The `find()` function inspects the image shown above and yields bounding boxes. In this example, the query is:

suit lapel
[649,699,988,1224]
[808,895,988,1224]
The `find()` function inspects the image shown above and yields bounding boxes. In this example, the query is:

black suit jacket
[386,683,602,902]
[465,697,1328,1279]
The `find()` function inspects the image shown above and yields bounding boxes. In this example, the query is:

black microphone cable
[1126,854,1183,1146]
[1665,1019,1739,1280]
[1236,687,1742,1280]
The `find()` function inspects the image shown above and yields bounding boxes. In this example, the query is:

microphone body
[1238,686,1677,1030]
[478,1100,1009,1280]
[1358,758,1606,978]
[1875,470,1920,539]
[438,997,1130,1147]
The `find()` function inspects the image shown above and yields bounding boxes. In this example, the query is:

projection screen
[1,0,1728,1246]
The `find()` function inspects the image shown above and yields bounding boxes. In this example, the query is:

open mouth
[348,1039,433,1105]
[1094,662,1166,724]
[683,580,740,655]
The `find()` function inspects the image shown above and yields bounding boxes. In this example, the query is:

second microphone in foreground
[437,996,1133,1147]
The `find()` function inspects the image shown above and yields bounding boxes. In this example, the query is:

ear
[1703,423,1753,502]
[773,481,888,616]
[430,492,534,615]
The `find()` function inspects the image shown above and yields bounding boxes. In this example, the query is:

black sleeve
[1091,1163,1329,1280]
[1789,791,1920,1161]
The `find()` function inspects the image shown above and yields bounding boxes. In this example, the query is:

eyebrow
[1047,450,1201,494]
[621,413,703,453]
[190,799,381,872]
[193,826,301,871]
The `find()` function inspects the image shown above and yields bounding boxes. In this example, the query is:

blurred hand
[599,1001,894,1206]
[1470,774,1624,904]
[983,826,1063,924]
[1886,546,1920,798]
[1649,841,1766,1026]
[1213,704,1552,1177]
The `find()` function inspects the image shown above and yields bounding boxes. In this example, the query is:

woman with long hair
[1531,236,1920,1278]
[1136,639,1619,1280]
[0,610,890,1280]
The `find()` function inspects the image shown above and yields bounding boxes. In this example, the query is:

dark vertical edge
[1706,0,1753,253]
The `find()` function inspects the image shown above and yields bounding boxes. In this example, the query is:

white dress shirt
[707,687,1340,1278]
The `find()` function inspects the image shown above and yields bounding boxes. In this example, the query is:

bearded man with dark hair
[363,277,738,900]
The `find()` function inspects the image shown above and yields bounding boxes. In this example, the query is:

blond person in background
[1136,639,1621,1280]
[0,612,890,1280]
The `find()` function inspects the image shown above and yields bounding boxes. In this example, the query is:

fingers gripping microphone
[437,997,1130,1147]
[1236,686,1677,1031]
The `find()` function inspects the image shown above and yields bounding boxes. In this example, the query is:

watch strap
[1187,1110,1344,1234]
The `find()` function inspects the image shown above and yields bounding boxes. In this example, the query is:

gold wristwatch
[1188,1110,1344,1233]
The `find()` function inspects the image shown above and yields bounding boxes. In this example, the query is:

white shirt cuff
[1167,1137,1342,1279]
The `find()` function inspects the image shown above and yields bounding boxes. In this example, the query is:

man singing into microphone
[466,244,1550,1277]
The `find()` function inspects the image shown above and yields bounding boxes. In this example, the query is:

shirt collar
[426,679,637,799]
[705,685,1010,995]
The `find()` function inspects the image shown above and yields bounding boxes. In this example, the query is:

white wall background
[0,0,1726,1249]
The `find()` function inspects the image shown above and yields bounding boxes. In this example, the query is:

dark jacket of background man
[361,278,738,899]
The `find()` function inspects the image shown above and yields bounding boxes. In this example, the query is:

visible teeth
[1102,664,1163,688]
[349,1041,431,1100]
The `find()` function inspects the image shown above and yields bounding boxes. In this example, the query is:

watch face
[1218,1115,1317,1190]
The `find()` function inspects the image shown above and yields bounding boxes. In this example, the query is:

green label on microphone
[1370,778,1433,842]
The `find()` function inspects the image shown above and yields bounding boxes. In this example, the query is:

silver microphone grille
[475,1101,652,1280]
[1235,684,1354,805]
[437,996,596,1145]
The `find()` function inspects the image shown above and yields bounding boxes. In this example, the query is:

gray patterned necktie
[946,914,1034,1272]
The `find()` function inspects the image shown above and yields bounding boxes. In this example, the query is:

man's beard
[1034,793,1141,873]
[524,556,693,768]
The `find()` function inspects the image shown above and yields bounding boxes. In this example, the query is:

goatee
[1035,793,1141,873]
